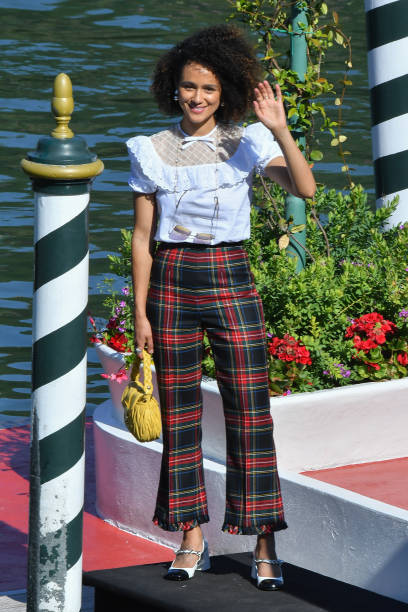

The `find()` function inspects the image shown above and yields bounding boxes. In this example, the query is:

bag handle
[130,350,153,394]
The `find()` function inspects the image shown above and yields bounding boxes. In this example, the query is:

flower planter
[270,375,408,471]
[95,342,408,472]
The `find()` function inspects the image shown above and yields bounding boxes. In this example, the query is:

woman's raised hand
[253,81,287,136]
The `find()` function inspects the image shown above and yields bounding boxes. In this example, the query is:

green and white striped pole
[21,73,103,612]
[365,0,408,223]
[285,0,307,271]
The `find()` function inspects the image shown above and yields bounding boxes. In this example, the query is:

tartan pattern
[147,245,287,535]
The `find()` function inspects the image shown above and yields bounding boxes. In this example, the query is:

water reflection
[0,0,374,425]
[0,0,67,10]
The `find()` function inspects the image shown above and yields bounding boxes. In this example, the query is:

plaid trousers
[146,244,287,535]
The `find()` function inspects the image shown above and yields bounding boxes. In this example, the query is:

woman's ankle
[256,533,276,558]
[181,525,203,548]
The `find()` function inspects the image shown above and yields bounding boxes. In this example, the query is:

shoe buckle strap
[254,558,283,566]
[175,548,202,559]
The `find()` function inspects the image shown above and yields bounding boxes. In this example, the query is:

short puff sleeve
[126,136,157,194]
[243,122,283,175]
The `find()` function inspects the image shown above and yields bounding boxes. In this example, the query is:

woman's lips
[189,106,206,114]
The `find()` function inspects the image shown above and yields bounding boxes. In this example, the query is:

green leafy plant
[243,183,408,392]
[229,0,352,175]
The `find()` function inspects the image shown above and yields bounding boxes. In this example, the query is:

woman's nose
[192,89,203,103]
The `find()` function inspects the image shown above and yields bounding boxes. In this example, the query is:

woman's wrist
[134,308,147,320]
[268,124,291,143]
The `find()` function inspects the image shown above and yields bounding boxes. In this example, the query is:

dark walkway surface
[84,552,408,612]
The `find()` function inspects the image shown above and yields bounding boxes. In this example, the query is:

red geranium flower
[268,334,312,366]
[397,352,408,366]
[346,312,396,354]
[353,336,378,352]
[364,362,380,371]
[108,333,129,353]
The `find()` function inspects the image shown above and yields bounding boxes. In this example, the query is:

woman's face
[177,61,221,133]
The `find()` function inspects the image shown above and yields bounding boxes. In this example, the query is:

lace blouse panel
[151,124,243,167]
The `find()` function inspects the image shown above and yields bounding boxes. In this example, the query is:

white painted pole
[365,0,408,224]
[21,73,103,611]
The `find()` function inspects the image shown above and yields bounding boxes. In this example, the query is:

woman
[127,24,315,589]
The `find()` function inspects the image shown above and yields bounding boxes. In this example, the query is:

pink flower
[114,370,129,383]
[101,369,128,383]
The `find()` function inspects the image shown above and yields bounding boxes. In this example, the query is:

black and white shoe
[251,556,284,590]
[166,539,211,581]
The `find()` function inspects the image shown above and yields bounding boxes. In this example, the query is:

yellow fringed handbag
[121,350,161,442]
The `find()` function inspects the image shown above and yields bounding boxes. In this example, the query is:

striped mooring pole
[285,0,307,272]
[365,0,408,224]
[21,73,103,611]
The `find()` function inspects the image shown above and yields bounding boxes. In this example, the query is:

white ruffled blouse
[126,121,283,244]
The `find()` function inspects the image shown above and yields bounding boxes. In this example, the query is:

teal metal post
[21,73,103,612]
[285,1,308,271]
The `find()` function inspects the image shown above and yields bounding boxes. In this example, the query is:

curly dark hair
[150,24,262,123]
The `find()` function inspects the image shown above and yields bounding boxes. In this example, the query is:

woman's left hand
[253,81,287,136]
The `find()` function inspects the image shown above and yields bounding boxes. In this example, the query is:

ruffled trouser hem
[153,515,210,532]
[221,520,288,535]
[153,514,288,535]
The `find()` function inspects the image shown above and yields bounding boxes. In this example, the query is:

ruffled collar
[127,123,259,193]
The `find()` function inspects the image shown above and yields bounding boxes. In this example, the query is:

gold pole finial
[51,73,74,139]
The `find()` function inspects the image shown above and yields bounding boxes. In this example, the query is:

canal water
[0,0,374,427]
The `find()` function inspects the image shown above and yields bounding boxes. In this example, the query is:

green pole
[285,1,308,271]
